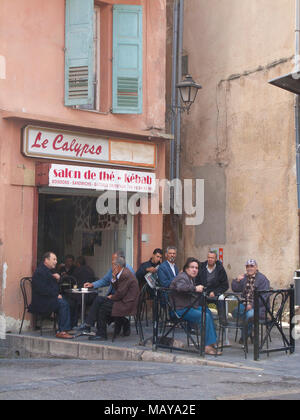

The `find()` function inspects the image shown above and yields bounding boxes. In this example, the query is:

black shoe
[122,318,131,337]
[88,335,107,341]
[114,319,123,337]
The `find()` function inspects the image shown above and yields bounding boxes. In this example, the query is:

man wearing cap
[231,259,270,343]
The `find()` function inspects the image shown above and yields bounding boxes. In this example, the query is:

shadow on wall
[192,165,226,246]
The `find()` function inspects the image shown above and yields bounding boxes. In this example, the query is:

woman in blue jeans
[169,258,221,355]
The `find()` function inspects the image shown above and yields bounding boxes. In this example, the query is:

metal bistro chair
[217,293,249,359]
[253,287,295,360]
[136,273,162,345]
[111,315,138,342]
[153,288,206,357]
[19,277,57,336]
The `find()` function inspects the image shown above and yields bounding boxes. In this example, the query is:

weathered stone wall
[178,0,298,287]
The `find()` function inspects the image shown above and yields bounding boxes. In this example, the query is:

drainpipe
[295,0,300,208]
[295,0,300,266]
[175,0,184,181]
[170,0,179,181]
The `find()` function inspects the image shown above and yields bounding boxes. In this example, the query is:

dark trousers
[87,296,114,337]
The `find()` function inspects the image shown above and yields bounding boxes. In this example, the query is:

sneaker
[75,323,91,333]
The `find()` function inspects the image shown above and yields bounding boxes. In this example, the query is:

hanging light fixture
[176,74,202,113]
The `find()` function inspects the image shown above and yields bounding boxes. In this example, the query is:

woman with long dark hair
[170,257,221,355]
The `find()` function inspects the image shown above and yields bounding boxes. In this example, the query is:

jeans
[57,298,71,332]
[176,306,217,346]
[232,304,254,339]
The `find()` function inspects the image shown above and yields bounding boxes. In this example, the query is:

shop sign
[23,126,156,169]
[49,164,156,193]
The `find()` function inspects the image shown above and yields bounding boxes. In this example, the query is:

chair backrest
[220,293,246,326]
[159,287,201,318]
[266,290,289,323]
[20,277,32,310]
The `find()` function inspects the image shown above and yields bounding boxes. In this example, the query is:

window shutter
[112,5,143,114]
[65,0,94,106]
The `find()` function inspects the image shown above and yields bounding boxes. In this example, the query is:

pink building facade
[0,0,168,332]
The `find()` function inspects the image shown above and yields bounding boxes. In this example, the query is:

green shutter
[112,5,143,114]
[65,0,94,106]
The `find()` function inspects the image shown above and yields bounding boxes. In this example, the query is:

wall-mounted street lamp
[176,74,202,114]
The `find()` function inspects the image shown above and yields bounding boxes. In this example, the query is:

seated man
[231,259,270,343]
[84,250,135,295]
[196,250,229,298]
[57,255,77,294]
[157,246,179,288]
[136,248,163,288]
[57,254,76,279]
[29,252,73,339]
[196,250,229,319]
[73,256,95,288]
[170,258,221,355]
[84,256,140,341]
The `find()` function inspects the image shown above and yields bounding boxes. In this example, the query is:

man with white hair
[232,259,270,343]
[83,256,139,341]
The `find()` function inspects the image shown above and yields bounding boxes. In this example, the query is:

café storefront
[0,115,167,332]
[23,124,158,275]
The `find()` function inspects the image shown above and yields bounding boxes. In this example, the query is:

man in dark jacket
[195,250,229,321]
[136,248,163,288]
[85,256,140,341]
[196,250,229,298]
[73,256,96,288]
[29,252,73,339]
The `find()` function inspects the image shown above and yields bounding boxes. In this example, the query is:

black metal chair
[217,293,249,359]
[110,315,138,342]
[253,287,295,360]
[19,277,57,336]
[152,288,206,356]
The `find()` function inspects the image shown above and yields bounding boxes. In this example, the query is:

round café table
[65,288,97,337]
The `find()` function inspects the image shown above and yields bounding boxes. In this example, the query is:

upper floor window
[64,0,143,115]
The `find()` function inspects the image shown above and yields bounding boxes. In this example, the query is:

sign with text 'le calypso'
[49,164,156,193]
[22,126,156,169]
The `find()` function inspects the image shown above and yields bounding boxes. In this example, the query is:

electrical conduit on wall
[0,262,8,339]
